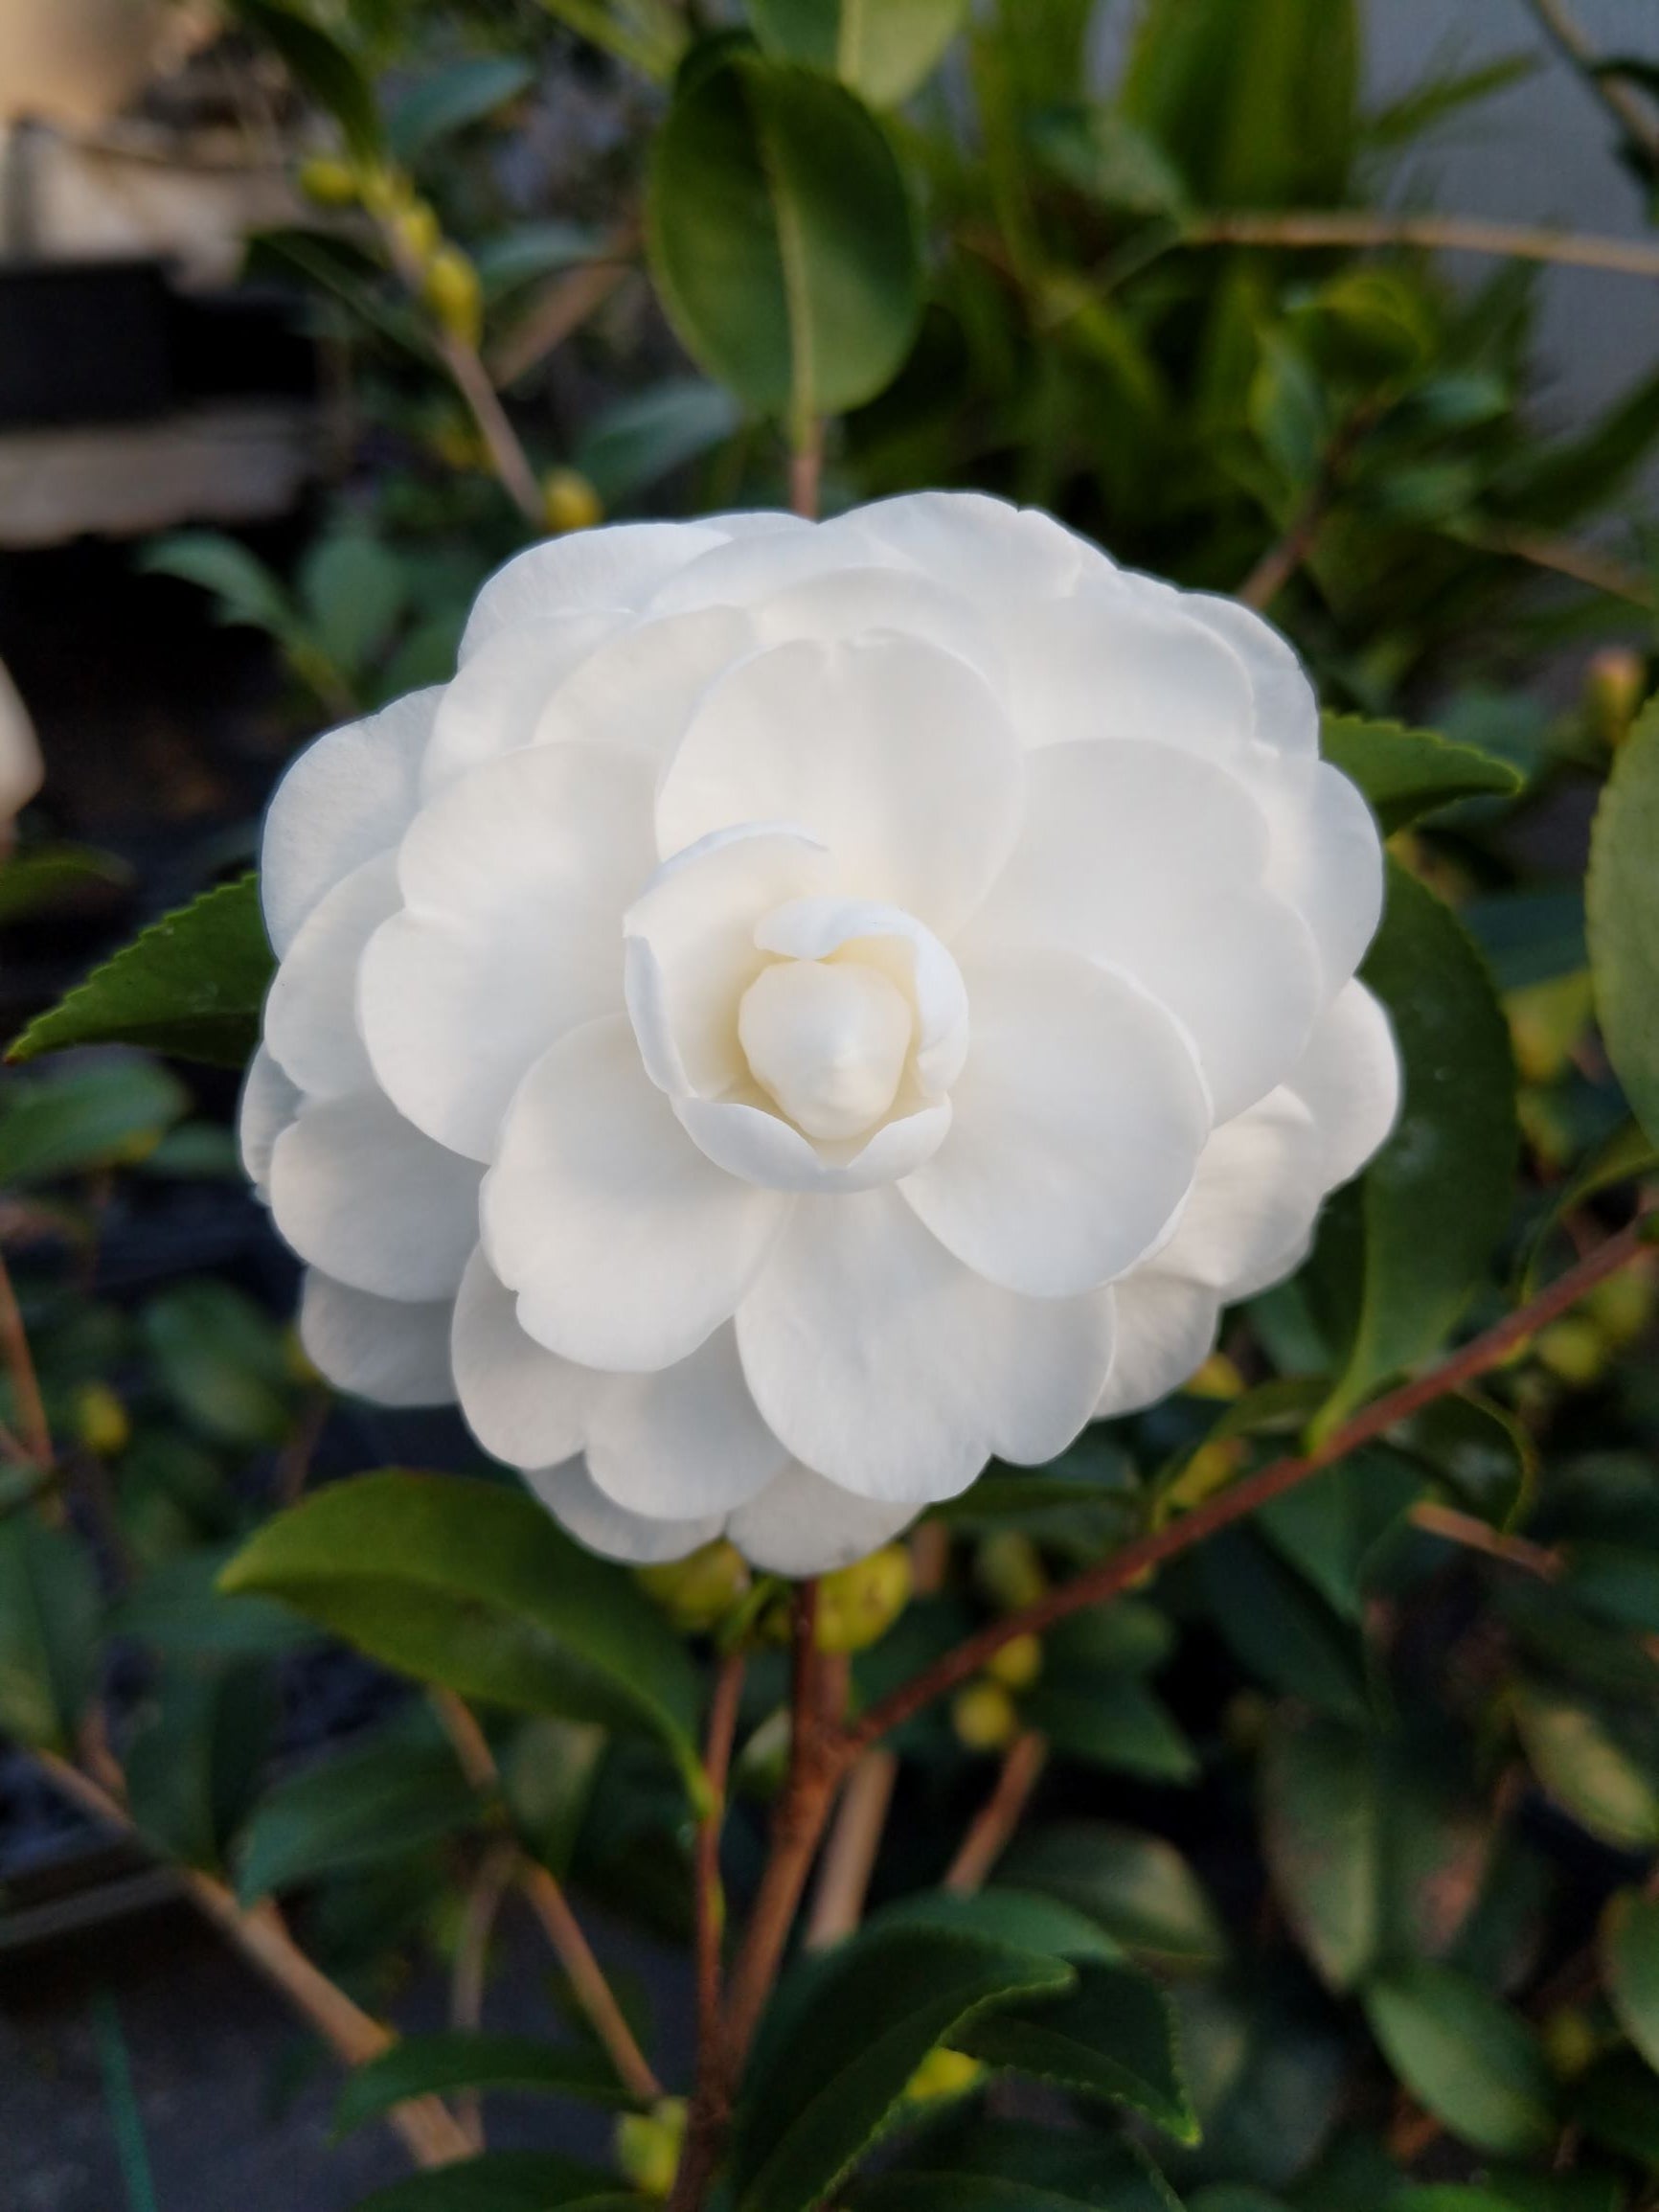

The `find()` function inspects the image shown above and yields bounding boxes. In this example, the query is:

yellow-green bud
[1506,973,1594,1087]
[390,198,443,268]
[283,1326,321,1387]
[1542,2005,1600,2082]
[816,1544,913,1653]
[636,1540,751,1632]
[1535,1316,1608,1388]
[974,1531,1046,1612]
[421,245,482,347]
[904,2046,986,2101]
[543,467,604,536]
[1584,1258,1657,1349]
[985,1631,1043,1691]
[358,165,411,220]
[952,1677,1019,1752]
[615,2099,687,2198]
[297,154,361,207]
[1584,646,1647,749]
[73,1381,129,1459]
[1186,1352,1244,1402]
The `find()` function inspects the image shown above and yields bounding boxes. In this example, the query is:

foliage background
[7,2,1659,2208]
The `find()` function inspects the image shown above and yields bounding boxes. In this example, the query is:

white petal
[460,522,728,659]
[300,1271,456,1406]
[677,1095,952,1192]
[261,691,436,956]
[450,1248,596,1469]
[755,898,969,1096]
[657,635,1025,937]
[643,516,902,617]
[532,606,760,767]
[263,854,399,1101]
[1155,1089,1324,1300]
[360,743,656,1161]
[736,1188,1115,1503]
[239,1047,299,1202]
[727,1465,918,1576]
[526,1460,723,1564]
[999,583,1254,759]
[268,1090,482,1301]
[1095,1274,1221,1419]
[586,1328,788,1518]
[482,1015,788,1372]
[1181,591,1320,755]
[623,825,834,1099]
[1255,756,1385,999]
[855,491,1103,601]
[750,566,1005,696]
[420,612,625,798]
[1284,979,1401,1191]
[962,741,1320,1120]
[901,947,1211,1299]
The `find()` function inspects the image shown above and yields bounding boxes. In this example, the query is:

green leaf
[298,531,408,677]
[959,1959,1198,2143]
[1511,1683,1659,1849]
[142,1282,294,1448]
[0,1058,188,1183]
[647,47,921,432]
[347,2152,631,2212]
[873,1887,1125,1966]
[1310,863,1516,1430]
[729,1926,1074,2212]
[475,221,609,303]
[336,2032,634,2137]
[125,1658,276,1871]
[1256,1448,1425,1619]
[110,1548,316,1658]
[1461,889,1586,993]
[0,844,129,924]
[748,0,967,106]
[219,1472,704,1787]
[228,0,383,160]
[1362,1961,1555,2156]
[1561,1543,1659,1635]
[1575,2051,1659,2166]
[0,1516,100,1750]
[139,533,297,640]
[502,1716,607,1881]
[387,57,534,165]
[1601,1888,1659,2075]
[573,379,740,506]
[236,1732,479,1904]
[9,877,273,1069]
[1588,695,1659,1147]
[1028,104,1191,214]
[1000,1823,1228,1973]
[1023,1676,1198,1784]
[1396,1396,1534,1531]
[858,2120,1183,2212]
[1320,716,1522,834]
[1196,1531,1370,1722]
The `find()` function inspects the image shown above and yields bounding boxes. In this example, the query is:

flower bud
[1186,1352,1244,1401]
[974,1531,1046,1612]
[73,1381,129,1459]
[297,155,361,207]
[615,2099,686,2199]
[422,245,482,347]
[1584,647,1647,749]
[984,1631,1042,1690]
[636,1540,750,1632]
[1535,1316,1608,1388]
[390,198,443,269]
[1542,2005,1600,2082]
[816,1544,912,1652]
[1506,974,1593,1087]
[357,165,410,220]
[904,2046,986,2101]
[543,467,604,536]
[952,1677,1019,1752]
[1585,1256,1657,1349]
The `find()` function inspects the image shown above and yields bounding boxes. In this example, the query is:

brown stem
[35,1751,472,2168]
[1184,208,1659,282]
[489,231,638,389]
[1238,399,1383,610]
[943,1732,1050,1896]
[0,1245,52,1467]
[1408,1501,1562,1581]
[846,1218,1653,1756]
[450,1838,516,2150]
[670,1653,748,2212]
[805,1748,898,1950]
[438,332,545,526]
[1451,521,1654,607]
[788,422,825,522]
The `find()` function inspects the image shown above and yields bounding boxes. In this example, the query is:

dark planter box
[0,259,173,427]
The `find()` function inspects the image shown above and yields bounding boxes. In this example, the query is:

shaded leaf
[858,2119,1183,2211]
[1587,694,1659,1147]
[388,57,534,165]
[0,1058,188,1183]
[0,845,130,924]
[336,2033,634,2136]
[1601,1887,1659,2074]
[1512,1682,1659,1849]
[236,1732,479,1904]
[1001,1823,1227,1973]
[347,2153,631,2211]
[227,0,383,160]
[1320,716,1521,834]
[1024,1675,1198,1784]
[959,1958,1198,2142]
[1196,1530,1369,1722]
[125,1659,276,1871]
[299,532,408,677]
[749,0,967,105]
[142,1282,293,1448]
[574,379,740,505]
[1362,1961,1555,2155]
[0,1516,100,1750]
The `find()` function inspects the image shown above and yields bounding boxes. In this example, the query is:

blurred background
[4,3,1659,2207]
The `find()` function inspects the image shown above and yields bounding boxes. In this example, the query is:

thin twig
[450,1839,517,2150]
[845,1217,1654,1757]
[805,1749,898,1950]
[1238,399,1385,609]
[1183,208,1659,282]
[1408,1500,1562,1580]
[437,332,545,525]
[274,1387,330,1510]
[489,232,638,389]
[35,1752,472,2168]
[789,422,826,522]
[1453,521,1655,607]
[1526,0,1659,166]
[695,1653,746,2055]
[0,1245,52,1467]
[943,1732,1050,1896]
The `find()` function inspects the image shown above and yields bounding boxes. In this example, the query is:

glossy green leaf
[111,1549,315,1658]
[125,1659,276,1871]
[858,2120,1182,2212]
[959,1959,1198,2143]
[228,0,383,160]
[0,844,129,924]
[1023,1676,1198,1784]
[647,48,920,430]
[336,2033,633,2137]
[236,1731,480,1904]
[1397,1396,1535,1530]
[1362,1961,1555,2155]
[1588,694,1659,1147]
[1320,716,1521,834]
[1511,1683,1659,1849]
[220,1472,704,1785]
[9,876,273,1069]
[298,531,407,677]
[1001,1822,1228,1973]
[729,1926,1074,2212]
[874,1886,1125,1965]
[1256,1448,1424,1620]
[348,2153,631,2212]
[1602,1887,1659,2075]
[387,57,534,165]
[748,0,967,105]
[140,532,296,639]
[0,1516,100,1750]
[0,1058,188,1183]
[1310,863,1516,1430]
[1197,1530,1369,1721]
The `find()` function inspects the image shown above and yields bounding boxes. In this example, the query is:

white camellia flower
[243,493,1400,1577]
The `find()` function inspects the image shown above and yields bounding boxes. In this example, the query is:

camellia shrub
[8,3,1659,2210]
